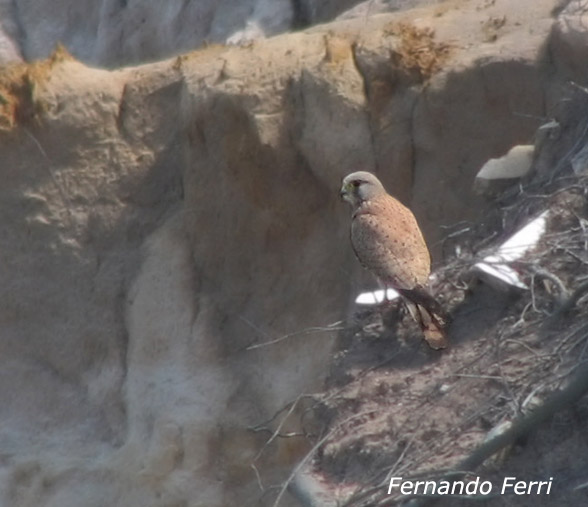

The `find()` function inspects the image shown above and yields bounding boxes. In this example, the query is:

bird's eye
[352,180,361,187]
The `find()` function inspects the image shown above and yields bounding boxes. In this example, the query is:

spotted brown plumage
[340,171,449,349]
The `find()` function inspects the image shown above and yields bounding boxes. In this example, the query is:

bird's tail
[415,303,448,350]
[399,287,450,350]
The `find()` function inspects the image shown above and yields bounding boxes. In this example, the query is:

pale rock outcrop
[336,0,445,20]
[0,1,586,506]
[474,145,534,195]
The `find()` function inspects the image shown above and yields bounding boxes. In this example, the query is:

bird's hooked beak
[340,182,352,203]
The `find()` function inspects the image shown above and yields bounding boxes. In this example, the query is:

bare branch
[245,321,345,351]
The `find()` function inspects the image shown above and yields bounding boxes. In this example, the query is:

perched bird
[340,171,449,349]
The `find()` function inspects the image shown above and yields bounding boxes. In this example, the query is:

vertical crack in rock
[349,41,379,172]
[115,82,129,139]
[407,89,419,199]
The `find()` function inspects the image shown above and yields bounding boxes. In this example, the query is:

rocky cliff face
[0,0,445,66]
[0,0,585,506]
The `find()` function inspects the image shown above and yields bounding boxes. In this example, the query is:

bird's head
[340,171,386,207]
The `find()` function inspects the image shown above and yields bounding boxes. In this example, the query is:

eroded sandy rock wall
[0,0,583,506]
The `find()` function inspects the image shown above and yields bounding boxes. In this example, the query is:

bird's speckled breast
[350,196,431,289]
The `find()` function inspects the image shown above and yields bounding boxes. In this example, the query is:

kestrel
[340,171,449,349]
